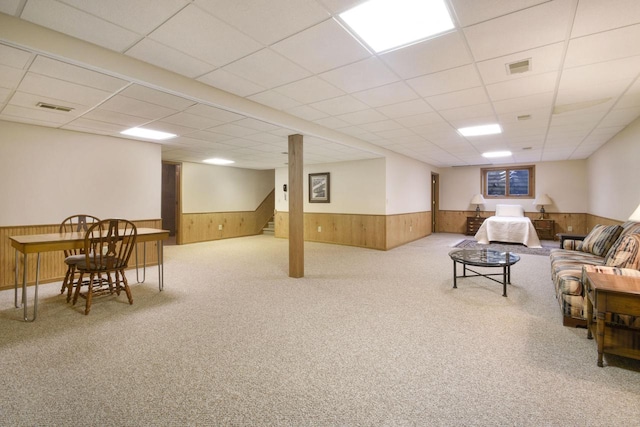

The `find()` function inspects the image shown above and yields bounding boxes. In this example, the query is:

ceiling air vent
[517,114,531,121]
[506,59,531,75]
[36,102,74,112]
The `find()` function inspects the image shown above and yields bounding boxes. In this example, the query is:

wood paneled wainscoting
[180,190,275,245]
[0,219,162,290]
[437,210,590,236]
[274,211,431,250]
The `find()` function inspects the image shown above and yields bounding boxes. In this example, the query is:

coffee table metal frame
[448,249,520,297]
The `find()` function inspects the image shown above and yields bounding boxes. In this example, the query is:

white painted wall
[385,152,433,214]
[181,162,274,213]
[587,116,640,221]
[275,158,386,214]
[439,160,588,214]
[0,121,160,226]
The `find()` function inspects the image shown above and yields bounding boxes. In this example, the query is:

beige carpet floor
[1,233,639,426]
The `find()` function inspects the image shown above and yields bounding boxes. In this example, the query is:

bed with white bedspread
[474,204,542,248]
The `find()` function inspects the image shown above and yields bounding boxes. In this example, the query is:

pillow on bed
[495,204,524,217]
[580,224,623,257]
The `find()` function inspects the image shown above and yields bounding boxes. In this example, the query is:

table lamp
[533,193,552,219]
[470,194,485,217]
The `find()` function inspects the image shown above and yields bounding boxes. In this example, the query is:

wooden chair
[59,214,100,302]
[72,219,137,315]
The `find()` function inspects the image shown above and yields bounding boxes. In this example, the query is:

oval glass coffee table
[448,249,521,297]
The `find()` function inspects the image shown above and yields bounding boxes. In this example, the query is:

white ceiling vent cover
[506,59,531,75]
[36,102,74,112]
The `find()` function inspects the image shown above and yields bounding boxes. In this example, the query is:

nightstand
[533,219,555,240]
[466,217,485,236]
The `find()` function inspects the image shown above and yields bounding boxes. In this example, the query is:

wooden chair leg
[85,272,95,315]
[73,272,84,305]
[120,270,133,305]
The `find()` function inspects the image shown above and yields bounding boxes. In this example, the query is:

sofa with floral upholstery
[549,221,640,327]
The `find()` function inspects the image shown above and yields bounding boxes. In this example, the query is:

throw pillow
[581,224,623,257]
[605,234,640,269]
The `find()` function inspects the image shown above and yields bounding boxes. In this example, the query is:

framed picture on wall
[309,172,330,203]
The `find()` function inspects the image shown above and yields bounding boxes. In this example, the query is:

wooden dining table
[9,228,169,322]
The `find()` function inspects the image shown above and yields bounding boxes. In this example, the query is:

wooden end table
[584,271,640,367]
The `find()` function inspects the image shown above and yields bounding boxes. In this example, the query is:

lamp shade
[470,194,485,205]
[533,193,552,206]
[629,203,640,221]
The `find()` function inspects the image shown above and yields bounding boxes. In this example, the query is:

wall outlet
[317,226,322,232]
[218,224,223,230]
[409,226,413,232]
[567,225,573,232]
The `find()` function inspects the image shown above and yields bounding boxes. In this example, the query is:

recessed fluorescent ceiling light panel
[482,151,512,158]
[339,0,454,53]
[458,124,502,137]
[203,158,235,165]
[121,127,176,140]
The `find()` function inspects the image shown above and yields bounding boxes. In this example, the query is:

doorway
[161,162,180,244]
[431,173,439,233]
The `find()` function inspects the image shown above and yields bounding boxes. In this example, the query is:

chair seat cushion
[64,254,85,265]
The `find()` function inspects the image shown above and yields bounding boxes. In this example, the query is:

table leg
[452,260,457,289]
[502,265,507,297]
[596,311,605,367]
[14,250,20,308]
[157,240,164,291]
[586,294,594,340]
[135,242,147,283]
[18,252,40,322]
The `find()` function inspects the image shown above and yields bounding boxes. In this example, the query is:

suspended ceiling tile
[376,99,433,119]
[222,49,311,89]
[599,106,640,127]
[492,92,555,115]
[195,0,328,45]
[476,43,564,86]
[463,1,572,61]
[9,91,89,116]
[21,0,141,52]
[186,129,234,143]
[0,0,21,14]
[360,119,402,133]
[319,57,398,93]
[2,104,71,125]
[0,87,10,103]
[486,72,558,101]
[336,109,388,126]
[148,4,261,67]
[310,95,369,115]
[439,104,495,125]
[19,73,112,106]
[141,120,196,136]
[381,31,471,79]
[233,118,281,132]
[425,87,489,110]
[126,38,215,79]
[0,44,32,68]
[572,0,640,38]
[99,95,177,120]
[272,18,370,74]
[82,108,150,127]
[62,118,128,134]
[352,82,418,108]
[407,65,481,98]
[59,0,190,33]
[160,112,224,130]
[395,112,445,128]
[0,64,25,89]
[274,76,345,104]
[29,56,128,92]
[449,0,549,27]
[564,24,640,68]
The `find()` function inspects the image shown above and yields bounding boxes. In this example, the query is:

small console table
[585,271,640,367]
[532,219,555,240]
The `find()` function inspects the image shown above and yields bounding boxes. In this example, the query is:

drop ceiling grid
[1,1,640,168]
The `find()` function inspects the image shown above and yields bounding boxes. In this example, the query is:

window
[481,165,534,198]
